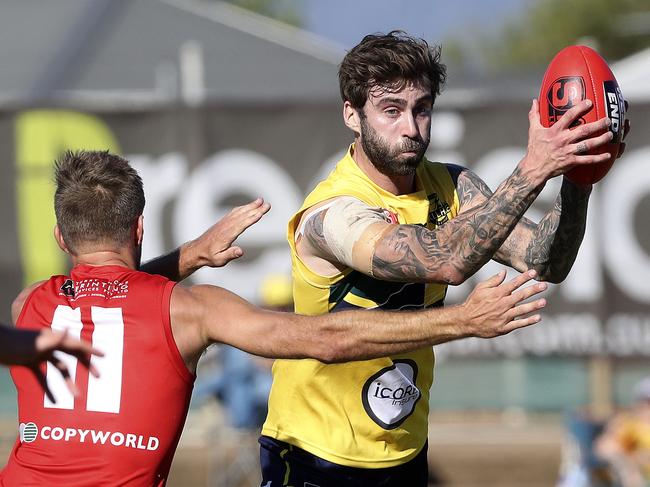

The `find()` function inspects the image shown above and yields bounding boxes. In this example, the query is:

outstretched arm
[171,269,547,371]
[140,198,270,280]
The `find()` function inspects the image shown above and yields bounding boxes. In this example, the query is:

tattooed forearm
[372,167,544,284]
[523,179,591,281]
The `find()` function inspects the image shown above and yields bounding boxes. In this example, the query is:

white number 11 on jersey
[45,305,124,414]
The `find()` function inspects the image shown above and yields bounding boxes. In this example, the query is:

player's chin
[397,152,423,170]
[390,164,419,177]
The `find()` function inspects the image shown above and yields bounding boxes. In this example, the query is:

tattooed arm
[371,167,544,284]
[298,99,610,285]
[369,99,610,284]
[448,164,592,282]
[297,168,545,285]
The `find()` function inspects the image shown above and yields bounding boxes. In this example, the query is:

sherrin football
[538,45,625,185]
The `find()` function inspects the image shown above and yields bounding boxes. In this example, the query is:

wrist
[517,155,549,189]
[448,304,474,340]
[562,176,593,195]
[179,239,204,276]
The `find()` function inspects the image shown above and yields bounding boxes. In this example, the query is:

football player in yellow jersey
[260,31,629,486]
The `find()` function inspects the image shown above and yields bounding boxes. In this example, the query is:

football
[538,45,625,184]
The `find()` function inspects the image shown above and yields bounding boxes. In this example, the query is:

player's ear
[135,215,144,247]
[53,225,70,254]
[343,101,362,136]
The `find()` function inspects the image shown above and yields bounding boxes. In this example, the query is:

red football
[538,45,625,184]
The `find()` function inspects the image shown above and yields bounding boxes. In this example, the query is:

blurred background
[0,0,649,485]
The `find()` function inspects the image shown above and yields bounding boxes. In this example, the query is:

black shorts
[259,435,429,487]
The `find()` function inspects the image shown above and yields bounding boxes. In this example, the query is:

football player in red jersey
[1,150,546,486]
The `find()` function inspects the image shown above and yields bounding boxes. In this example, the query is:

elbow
[315,341,348,364]
[313,333,358,364]
[445,274,468,286]
[436,259,479,286]
[532,263,571,284]
[441,268,471,286]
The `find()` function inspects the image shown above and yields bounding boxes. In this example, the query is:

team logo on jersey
[19,422,38,443]
[428,193,451,227]
[361,360,421,429]
[60,279,75,297]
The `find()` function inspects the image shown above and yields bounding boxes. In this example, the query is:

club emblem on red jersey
[60,279,75,297]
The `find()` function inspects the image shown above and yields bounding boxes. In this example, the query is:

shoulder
[170,284,199,318]
[170,284,232,324]
[11,280,47,325]
[442,163,469,186]
[439,163,492,205]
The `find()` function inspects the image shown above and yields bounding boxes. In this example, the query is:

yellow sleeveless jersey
[262,146,460,468]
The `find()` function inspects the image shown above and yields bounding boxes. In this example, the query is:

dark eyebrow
[375,94,434,108]
[376,97,408,108]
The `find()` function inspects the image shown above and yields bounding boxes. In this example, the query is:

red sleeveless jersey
[0,265,195,487]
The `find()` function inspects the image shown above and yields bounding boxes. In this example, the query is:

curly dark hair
[338,30,447,109]
[54,150,145,253]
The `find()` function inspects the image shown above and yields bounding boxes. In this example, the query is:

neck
[70,248,138,270]
[351,141,416,195]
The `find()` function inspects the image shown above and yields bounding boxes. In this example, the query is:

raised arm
[140,198,270,280]
[301,99,612,285]
[448,102,629,282]
[171,269,547,371]
[448,164,592,282]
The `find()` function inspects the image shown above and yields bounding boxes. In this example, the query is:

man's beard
[360,117,429,177]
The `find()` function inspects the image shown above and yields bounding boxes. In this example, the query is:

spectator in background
[595,377,650,487]
[193,274,292,430]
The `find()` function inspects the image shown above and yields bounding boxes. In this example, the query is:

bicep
[174,284,304,360]
[298,197,395,275]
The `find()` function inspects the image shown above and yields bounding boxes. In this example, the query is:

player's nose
[401,113,419,138]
